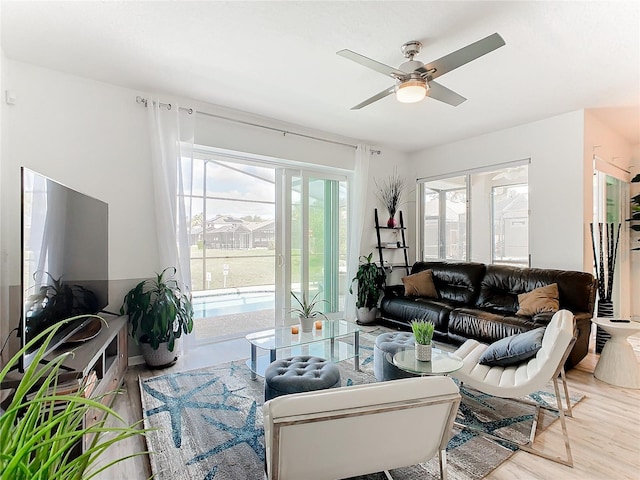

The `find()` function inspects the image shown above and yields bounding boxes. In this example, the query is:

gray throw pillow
[479,327,546,367]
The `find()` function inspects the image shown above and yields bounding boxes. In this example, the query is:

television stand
[0,315,128,452]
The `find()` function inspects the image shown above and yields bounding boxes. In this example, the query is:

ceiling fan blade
[351,86,396,110]
[427,81,467,106]
[337,49,407,79]
[417,33,505,80]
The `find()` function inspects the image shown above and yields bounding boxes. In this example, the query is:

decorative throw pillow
[479,327,546,367]
[516,283,559,317]
[402,269,438,298]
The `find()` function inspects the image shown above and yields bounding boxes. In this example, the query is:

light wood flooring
[93,328,640,480]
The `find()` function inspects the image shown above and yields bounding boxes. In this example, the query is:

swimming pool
[192,290,275,318]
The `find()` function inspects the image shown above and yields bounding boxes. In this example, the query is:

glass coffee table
[390,347,463,376]
[245,319,360,380]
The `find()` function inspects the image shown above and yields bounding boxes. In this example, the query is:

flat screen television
[20,167,109,371]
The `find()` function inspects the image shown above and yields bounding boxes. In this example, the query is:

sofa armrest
[384,284,405,297]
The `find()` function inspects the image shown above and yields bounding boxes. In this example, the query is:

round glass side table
[390,347,463,376]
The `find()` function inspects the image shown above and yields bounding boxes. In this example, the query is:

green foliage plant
[290,291,328,319]
[411,319,435,345]
[349,253,386,309]
[0,317,145,480]
[120,267,194,351]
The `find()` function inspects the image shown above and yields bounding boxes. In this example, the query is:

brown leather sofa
[379,261,597,369]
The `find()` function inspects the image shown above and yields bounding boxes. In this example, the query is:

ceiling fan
[337,33,505,110]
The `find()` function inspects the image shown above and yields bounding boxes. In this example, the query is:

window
[492,183,529,266]
[422,176,468,260]
[419,163,529,266]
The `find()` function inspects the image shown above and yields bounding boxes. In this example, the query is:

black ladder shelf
[374,208,410,275]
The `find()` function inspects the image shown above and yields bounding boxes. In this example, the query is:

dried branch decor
[375,167,406,225]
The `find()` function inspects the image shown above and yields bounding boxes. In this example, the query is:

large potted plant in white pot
[120,267,194,367]
[349,253,386,325]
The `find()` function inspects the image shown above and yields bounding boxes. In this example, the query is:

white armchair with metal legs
[451,309,577,467]
[263,376,461,480]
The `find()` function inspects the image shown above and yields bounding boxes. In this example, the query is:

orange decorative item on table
[291,325,299,334]
[315,321,323,330]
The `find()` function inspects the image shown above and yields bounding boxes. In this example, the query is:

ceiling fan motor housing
[401,40,422,58]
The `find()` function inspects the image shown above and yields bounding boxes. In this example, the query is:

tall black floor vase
[589,222,621,354]
[595,299,613,353]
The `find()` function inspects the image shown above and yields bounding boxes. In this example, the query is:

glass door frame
[276,168,346,327]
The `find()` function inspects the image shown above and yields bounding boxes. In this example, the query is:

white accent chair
[451,309,576,466]
[262,376,461,480]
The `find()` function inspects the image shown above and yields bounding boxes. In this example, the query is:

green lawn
[189,247,328,291]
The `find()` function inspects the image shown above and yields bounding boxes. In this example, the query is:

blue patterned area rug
[140,336,584,480]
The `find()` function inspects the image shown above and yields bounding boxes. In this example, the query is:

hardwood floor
[93,330,640,480]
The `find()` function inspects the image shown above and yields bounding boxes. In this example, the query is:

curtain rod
[136,96,381,154]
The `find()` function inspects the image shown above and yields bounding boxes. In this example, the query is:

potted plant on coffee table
[120,267,194,367]
[411,319,435,361]
[349,253,386,325]
[290,291,328,333]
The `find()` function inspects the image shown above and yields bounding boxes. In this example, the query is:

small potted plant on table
[350,253,386,325]
[290,291,328,332]
[411,319,435,361]
[120,267,194,367]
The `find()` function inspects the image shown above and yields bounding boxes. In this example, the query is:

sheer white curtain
[344,144,371,321]
[146,100,195,348]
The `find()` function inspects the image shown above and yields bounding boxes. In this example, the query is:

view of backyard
[182,155,347,342]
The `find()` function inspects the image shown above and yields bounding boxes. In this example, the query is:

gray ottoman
[374,332,418,382]
[264,356,341,402]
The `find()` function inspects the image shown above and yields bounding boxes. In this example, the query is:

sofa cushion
[448,308,537,345]
[478,327,546,367]
[412,261,486,304]
[380,296,455,334]
[402,269,438,298]
[517,283,559,316]
[476,264,596,316]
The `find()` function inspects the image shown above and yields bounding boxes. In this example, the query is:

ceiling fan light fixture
[395,79,428,103]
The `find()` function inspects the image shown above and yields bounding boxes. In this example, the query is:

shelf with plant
[375,167,406,228]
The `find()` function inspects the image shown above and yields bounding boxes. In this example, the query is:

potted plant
[120,267,194,367]
[375,167,406,227]
[349,253,386,325]
[290,291,328,332]
[411,319,435,361]
[0,318,144,479]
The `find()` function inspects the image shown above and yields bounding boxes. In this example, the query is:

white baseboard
[128,354,146,366]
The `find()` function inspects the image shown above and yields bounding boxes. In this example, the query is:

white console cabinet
[0,315,129,453]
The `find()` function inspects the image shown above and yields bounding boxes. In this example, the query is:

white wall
[0,59,409,358]
[409,110,586,271]
[0,5,6,363]
[1,60,155,358]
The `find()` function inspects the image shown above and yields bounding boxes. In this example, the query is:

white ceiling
[2,1,639,153]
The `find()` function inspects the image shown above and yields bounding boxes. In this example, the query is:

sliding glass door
[182,152,347,341]
[277,170,346,326]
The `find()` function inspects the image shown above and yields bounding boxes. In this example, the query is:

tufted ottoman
[264,356,341,401]
[374,332,418,382]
